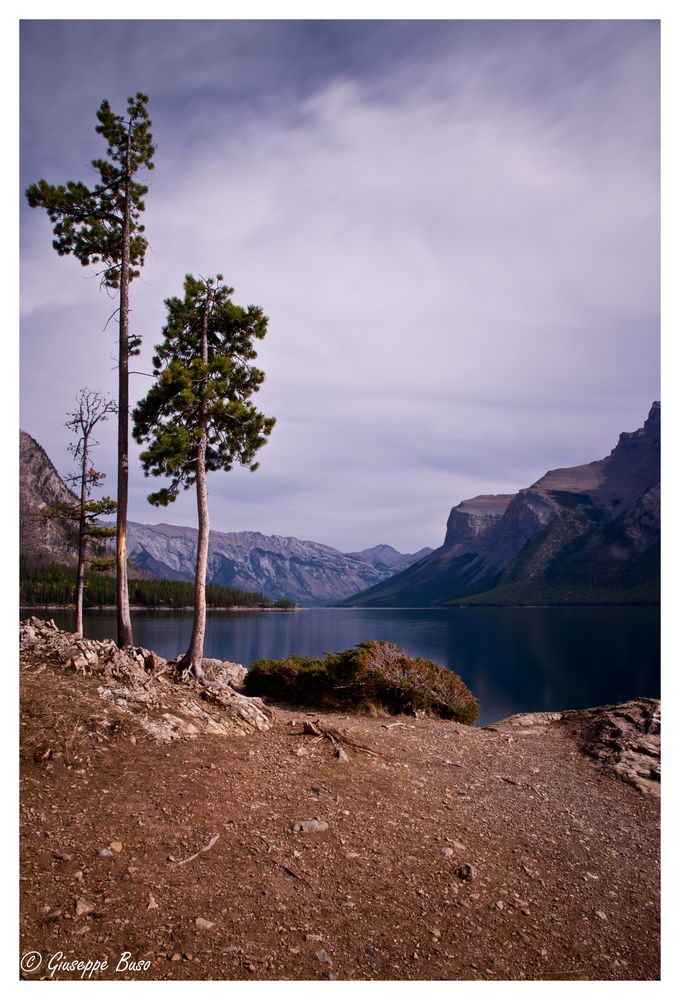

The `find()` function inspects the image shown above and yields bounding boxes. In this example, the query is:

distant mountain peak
[343,404,660,607]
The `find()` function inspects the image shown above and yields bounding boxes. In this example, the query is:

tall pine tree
[26,94,155,648]
[132,275,275,680]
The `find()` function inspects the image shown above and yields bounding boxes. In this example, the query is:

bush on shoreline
[245,640,479,724]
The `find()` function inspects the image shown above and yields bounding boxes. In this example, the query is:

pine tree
[26,93,155,648]
[132,275,275,681]
[44,390,117,636]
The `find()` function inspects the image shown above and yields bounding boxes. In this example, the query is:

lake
[40,606,660,726]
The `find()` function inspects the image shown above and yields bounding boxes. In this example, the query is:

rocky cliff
[343,403,660,607]
[20,431,78,565]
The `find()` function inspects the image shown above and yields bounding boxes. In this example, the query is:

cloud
[20,21,659,552]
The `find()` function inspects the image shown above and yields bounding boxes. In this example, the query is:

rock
[109,840,123,853]
[595,911,608,921]
[147,894,159,910]
[201,658,247,690]
[440,847,454,857]
[292,820,328,834]
[456,863,477,882]
[75,898,95,917]
[98,848,114,858]
[564,699,660,798]
[315,948,332,965]
[195,917,215,930]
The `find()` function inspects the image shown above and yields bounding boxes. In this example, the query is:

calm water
[42,607,659,726]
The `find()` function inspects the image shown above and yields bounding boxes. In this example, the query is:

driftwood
[175,834,220,866]
[302,720,380,758]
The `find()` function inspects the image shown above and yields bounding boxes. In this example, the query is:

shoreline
[20,604,304,613]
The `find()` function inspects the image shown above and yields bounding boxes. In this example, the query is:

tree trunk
[180,289,211,679]
[116,129,133,649]
[74,438,88,637]
[181,421,210,678]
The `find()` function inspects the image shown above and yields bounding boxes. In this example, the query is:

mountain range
[341,403,660,607]
[19,430,431,604]
[125,521,431,605]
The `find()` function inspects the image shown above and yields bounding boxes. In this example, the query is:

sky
[19,18,660,553]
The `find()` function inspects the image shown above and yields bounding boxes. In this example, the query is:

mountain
[125,522,426,605]
[19,430,429,605]
[20,431,79,565]
[342,403,660,607]
[346,544,433,574]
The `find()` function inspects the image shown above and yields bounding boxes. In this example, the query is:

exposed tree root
[302,719,380,758]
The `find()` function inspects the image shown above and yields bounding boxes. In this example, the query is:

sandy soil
[19,635,659,982]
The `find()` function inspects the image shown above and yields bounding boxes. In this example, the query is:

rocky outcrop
[490,699,660,798]
[344,404,660,606]
[561,699,660,798]
[19,617,273,741]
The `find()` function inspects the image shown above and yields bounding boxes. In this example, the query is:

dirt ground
[19,647,660,982]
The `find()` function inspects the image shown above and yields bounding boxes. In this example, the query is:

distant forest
[20,560,296,610]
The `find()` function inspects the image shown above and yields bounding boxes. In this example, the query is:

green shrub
[245,640,478,724]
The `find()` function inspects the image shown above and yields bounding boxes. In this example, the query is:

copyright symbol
[21,951,42,973]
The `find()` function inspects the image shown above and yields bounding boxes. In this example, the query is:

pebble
[75,898,95,917]
[292,820,328,834]
[98,848,114,859]
[441,847,454,858]
[195,917,215,930]
[595,911,608,921]
[109,840,123,853]
[315,948,332,965]
[147,894,159,910]
[456,863,477,882]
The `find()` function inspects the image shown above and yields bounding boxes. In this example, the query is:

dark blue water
[44,607,659,726]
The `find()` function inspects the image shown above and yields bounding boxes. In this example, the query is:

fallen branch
[271,860,313,887]
[302,720,380,757]
[176,833,220,866]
